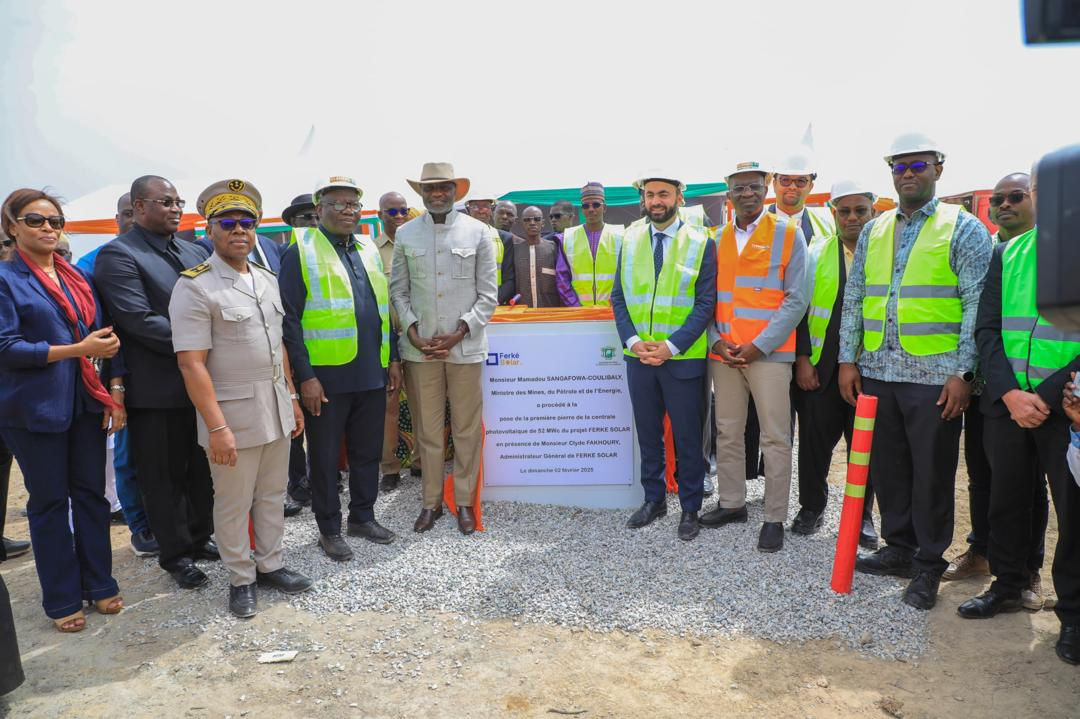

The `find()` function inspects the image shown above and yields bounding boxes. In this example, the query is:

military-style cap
[314,176,363,201]
[197,179,262,219]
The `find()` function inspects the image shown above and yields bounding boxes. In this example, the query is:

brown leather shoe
[413,507,443,533]
[457,506,476,535]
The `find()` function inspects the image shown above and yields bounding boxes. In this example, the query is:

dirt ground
[1,435,1078,719]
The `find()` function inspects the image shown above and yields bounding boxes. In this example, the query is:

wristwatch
[289,393,300,400]
[956,370,975,383]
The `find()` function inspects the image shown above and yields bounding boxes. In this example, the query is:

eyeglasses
[835,207,872,219]
[382,207,409,217]
[323,201,361,212]
[989,190,1029,207]
[581,202,604,210]
[776,176,811,188]
[17,213,66,230]
[522,217,544,223]
[549,213,565,220]
[729,183,766,195]
[890,161,934,176]
[212,217,257,231]
[142,197,186,209]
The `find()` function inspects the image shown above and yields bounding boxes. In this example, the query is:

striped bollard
[830,393,878,594]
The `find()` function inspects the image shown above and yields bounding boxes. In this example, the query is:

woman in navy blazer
[0,189,127,633]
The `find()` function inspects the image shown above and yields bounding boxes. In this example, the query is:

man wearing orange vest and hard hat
[699,160,808,553]
[791,180,879,548]
[767,150,835,245]
[611,170,716,542]
[556,182,623,306]
[838,133,992,610]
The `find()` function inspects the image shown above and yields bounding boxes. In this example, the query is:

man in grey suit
[170,179,312,618]
[391,163,498,535]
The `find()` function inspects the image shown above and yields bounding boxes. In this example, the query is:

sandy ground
[1,434,1078,719]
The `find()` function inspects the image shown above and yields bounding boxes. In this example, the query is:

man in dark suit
[611,172,716,542]
[791,181,877,546]
[94,175,219,589]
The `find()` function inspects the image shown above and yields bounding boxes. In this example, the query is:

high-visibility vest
[712,213,798,361]
[679,205,706,227]
[487,226,504,286]
[805,207,835,244]
[807,234,842,366]
[293,227,390,368]
[862,202,962,356]
[619,223,708,359]
[562,223,622,306]
[1001,227,1080,389]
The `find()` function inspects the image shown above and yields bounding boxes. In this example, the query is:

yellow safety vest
[562,223,622,306]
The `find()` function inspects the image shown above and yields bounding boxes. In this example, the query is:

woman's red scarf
[18,250,115,410]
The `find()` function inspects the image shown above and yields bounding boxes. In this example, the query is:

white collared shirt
[774,205,805,228]
[733,207,768,254]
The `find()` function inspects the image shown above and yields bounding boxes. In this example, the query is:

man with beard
[466,192,516,304]
[391,163,497,535]
[612,171,716,542]
[840,133,992,610]
[944,173,1049,614]
[94,175,218,588]
[768,152,835,244]
[514,206,561,307]
[700,161,808,553]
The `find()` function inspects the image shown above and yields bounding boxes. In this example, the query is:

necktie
[163,240,186,272]
[653,232,665,280]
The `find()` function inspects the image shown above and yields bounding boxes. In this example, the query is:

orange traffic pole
[830,393,878,594]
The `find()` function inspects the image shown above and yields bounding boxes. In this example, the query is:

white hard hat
[828,180,876,205]
[884,132,945,163]
[773,151,816,177]
[633,169,686,191]
[313,175,362,201]
[465,188,499,203]
[723,160,770,181]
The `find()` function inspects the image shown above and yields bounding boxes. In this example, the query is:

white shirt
[733,207,768,255]
[774,205,805,227]
[626,218,684,357]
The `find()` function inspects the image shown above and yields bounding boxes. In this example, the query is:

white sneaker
[1022,572,1046,611]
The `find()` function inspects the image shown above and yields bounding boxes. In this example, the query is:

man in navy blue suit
[93,175,219,589]
[611,171,716,542]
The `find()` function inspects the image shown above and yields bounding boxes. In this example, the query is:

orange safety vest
[710,213,798,360]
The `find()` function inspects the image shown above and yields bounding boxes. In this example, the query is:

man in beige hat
[391,163,497,534]
[171,179,313,617]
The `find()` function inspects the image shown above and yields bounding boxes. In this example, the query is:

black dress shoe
[193,539,221,561]
[318,534,354,562]
[1056,624,1080,665]
[957,589,1023,619]
[859,519,880,551]
[699,505,748,528]
[758,522,784,552]
[626,501,667,529]
[229,583,257,618]
[855,546,915,578]
[678,512,699,542]
[2,537,30,558]
[289,478,312,505]
[166,558,209,589]
[284,496,304,518]
[379,473,401,492]
[346,519,396,545]
[414,507,443,533]
[256,567,314,594]
[110,510,125,525]
[790,508,823,536]
[902,571,941,611]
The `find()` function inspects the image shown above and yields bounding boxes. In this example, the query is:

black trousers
[863,378,961,574]
[793,372,875,521]
[304,388,386,536]
[126,406,214,568]
[984,413,1076,613]
[0,574,23,697]
[0,434,11,538]
[288,433,308,493]
[965,405,1048,567]
[745,398,762,479]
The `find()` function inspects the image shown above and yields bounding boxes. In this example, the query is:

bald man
[513,206,561,307]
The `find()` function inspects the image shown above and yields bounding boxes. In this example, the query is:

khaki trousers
[406,361,483,509]
[207,435,289,586]
[710,360,793,523]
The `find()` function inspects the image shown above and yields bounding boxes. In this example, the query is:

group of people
[0,131,1077,668]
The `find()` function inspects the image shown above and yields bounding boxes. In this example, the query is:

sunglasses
[890,160,935,176]
[989,190,1029,207]
[548,213,565,219]
[212,217,257,231]
[729,183,766,195]
[17,213,66,230]
[581,202,604,210]
[323,200,361,212]
[293,212,319,223]
[142,197,186,209]
[382,207,409,217]
[776,176,810,188]
[835,206,872,218]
